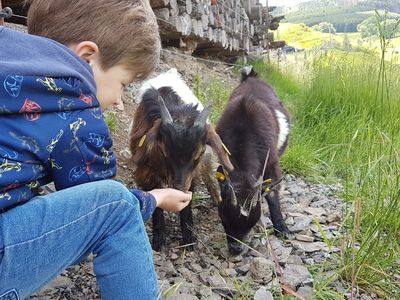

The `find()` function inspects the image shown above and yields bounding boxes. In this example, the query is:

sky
[259,0,311,7]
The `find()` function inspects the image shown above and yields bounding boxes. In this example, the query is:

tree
[316,22,337,34]
[357,15,400,39]
[381,18,400,39]
[357,16,378,38]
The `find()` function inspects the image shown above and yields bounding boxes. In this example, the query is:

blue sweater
[0,26,156,220]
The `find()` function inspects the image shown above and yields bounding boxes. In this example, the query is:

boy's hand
[148,188,192,212]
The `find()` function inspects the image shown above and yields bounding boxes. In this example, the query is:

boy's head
[25,0,161,109]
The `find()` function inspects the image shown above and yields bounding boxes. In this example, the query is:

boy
[0,0,192,299]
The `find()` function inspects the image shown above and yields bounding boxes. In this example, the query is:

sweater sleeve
[130,189,157,222]
[49,108,156,221]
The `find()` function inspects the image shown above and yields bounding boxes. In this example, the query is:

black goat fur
[216,67,291,254]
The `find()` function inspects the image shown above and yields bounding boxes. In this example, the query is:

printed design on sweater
[46,129,64,153]
[0,147,18,161]
[19,99,42,121]
[79,90,93,106]
[0,192,11,201]
[64,118,87,154]
[93,168,114,180]
[0,105,11,113]
[46,130,64,170]
[9,132,40,153]
[85,133,105,148]
[90,107,103,119]
[101,148,112,165]
[68,165,88,181]
[26,180,40,190]
[3,75,23,97]
[36,77,62,94]
[56,98,75,120]
[0,160,22,176]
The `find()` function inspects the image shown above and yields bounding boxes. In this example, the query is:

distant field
[276,23,400,62]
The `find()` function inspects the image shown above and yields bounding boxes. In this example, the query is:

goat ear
[131,120,161,163]
[207,125,234,172]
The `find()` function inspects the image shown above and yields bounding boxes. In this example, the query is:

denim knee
[94,180,138,207]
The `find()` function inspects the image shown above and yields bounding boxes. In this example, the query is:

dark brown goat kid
[129,69,233,251]
[216,66,291,255]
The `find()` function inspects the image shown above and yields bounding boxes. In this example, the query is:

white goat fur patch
[138,68,204,111]
[275,110,289,151]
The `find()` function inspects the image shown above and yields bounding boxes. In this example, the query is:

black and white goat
[216,66,291,254]
[129,68,233,251]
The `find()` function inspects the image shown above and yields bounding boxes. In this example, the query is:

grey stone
[310,199,329,207]
[207,274,226,287]
[287,255,303,265]
[292,241,327,253]
[254,287,274,300]
[298,285,314,299]
[219,268,237,277]
[249,257,274,281]
[304,207,326,216]
[295,234,314,242]
[235,264,250,275]
[278,247,293,265]
[190,263,203,273]
[169,293,198,300]
[289,216,313,232]
[198,272,209,285]
[282,264,312,289]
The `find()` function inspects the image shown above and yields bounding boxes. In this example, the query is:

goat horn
[228,184,238,207]
[251,192,261,209]
[157,95,173,125]
[194,102,212,128]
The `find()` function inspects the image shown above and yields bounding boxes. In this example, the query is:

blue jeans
[0,180,158,299]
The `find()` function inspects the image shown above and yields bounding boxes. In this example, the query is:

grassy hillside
[276,23,400,63]
[278,0,400,32]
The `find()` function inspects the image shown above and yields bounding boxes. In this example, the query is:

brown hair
[25,0,160,80]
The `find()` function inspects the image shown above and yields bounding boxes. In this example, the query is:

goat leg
[152,207,166,251]
[265,189,290,236]
[179,202,195,250]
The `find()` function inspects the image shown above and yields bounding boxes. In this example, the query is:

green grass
[193,74,233,125]
[251,45,400,297]
[104,110,118,133]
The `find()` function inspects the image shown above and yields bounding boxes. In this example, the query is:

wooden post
[0,0,4,26]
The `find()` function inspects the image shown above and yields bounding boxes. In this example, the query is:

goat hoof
[273,220,291,238]
[181,237,196,251]
[152,235,166,252]
[228,242,243,255]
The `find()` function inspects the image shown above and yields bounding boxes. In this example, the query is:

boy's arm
[49,109,156,221]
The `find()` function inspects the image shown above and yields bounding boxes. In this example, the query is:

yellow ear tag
[215,171,225,181]
[222,143,231,156]
[138,134,147,147]
[263,178,272,193]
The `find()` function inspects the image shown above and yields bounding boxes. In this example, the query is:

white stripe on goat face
[275,110,289,151]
